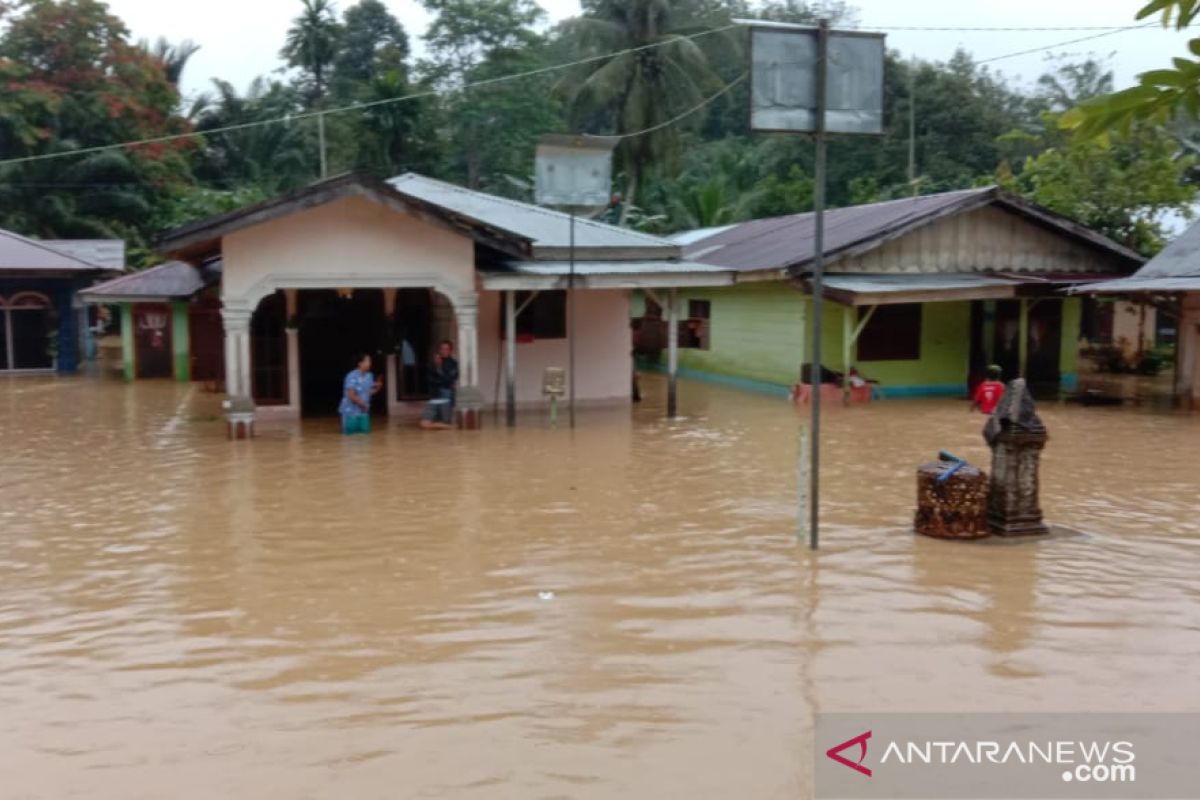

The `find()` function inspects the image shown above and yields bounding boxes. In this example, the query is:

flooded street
[1,374,1198,799]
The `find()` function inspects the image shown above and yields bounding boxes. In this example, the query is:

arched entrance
[0,292,54,372]
[298,288,388,416]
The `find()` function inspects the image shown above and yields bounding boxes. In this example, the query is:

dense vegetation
[0,0,1194,265]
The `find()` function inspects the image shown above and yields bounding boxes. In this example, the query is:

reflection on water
[1,374,1198,798]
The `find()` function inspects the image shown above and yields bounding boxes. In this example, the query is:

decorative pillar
[454,299,483,430]
[171,301,190,382]
[284,289,300,412]
[383,288,399,417]
[221,305,255,439]
[120,303,135,382]
[983,378,1049,536]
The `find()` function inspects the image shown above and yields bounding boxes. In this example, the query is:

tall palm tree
[560,0,726,224]
[281,0,343,106]
[141,37,201,88]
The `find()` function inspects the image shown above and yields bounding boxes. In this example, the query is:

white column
[221,305,253,400]
[284,289,300,412]
[455,300,479,387]
[505,290,516,426]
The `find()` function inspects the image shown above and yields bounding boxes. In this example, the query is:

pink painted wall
[476,289,633,407]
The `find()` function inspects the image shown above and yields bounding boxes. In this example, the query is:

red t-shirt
[973,381,1004,414]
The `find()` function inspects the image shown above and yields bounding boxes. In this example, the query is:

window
[856,303,921,361]
[679,299,711,350]
[502,291,566,340]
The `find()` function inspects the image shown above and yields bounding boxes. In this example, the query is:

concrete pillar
[1176,294,1200,403]
[842,304,853,406]
[221,305,254,438]
[171,301,190,382]
[120,303,135,382]
[284,289,300,411]
[454,299,482,430]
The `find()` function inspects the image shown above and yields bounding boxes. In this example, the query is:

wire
[0,24,740,170]
[856,24,1172,32]
[976,22,1160,65]
[583,74,748,142]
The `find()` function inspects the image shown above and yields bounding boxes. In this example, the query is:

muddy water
[0,374,1197,799]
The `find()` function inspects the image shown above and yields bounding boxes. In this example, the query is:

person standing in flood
[420,340,459,430]
[340,353,383,434]
[971,364,1006,415]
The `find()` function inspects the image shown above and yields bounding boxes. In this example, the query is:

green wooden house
[636,187,1143,398]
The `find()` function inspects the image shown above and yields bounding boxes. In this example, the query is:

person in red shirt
[972,365,1006,414]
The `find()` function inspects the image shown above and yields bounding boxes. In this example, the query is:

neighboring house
[1077,219,1200,405]
[637,187,1143,398]
[156,172,733,433]
[0,229,123,374]
[80,260,223,383]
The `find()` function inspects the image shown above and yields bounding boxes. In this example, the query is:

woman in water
[339,353,383,434]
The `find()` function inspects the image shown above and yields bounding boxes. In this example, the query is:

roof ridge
[86,260,187,292]
[0,228,107,270]
[390,173,673,246]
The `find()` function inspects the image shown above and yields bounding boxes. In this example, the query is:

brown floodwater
[1,373,1198,799]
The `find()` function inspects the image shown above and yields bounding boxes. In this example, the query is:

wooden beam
[667,287,679,418]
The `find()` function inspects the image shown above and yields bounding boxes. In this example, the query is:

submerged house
[1077,218,1200,405]
[156,172,733,432]
[642,187,1143,398]
[0,228,123,374]
[80,260,223,383]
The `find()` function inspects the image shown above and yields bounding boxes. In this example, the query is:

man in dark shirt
[420,340,459,429]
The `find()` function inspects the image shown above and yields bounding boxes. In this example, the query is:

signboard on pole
[748,23,885,135]
[534,134,617,209]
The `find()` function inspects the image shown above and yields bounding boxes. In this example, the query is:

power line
[0,24,740,170]
[0,19,1171,171]
[976,22,1160,65]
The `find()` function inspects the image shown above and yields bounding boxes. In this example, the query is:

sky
[102,0,1196,102]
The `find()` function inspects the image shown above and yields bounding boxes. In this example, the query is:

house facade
[0,229,122,374]
[636,188,1142,398]
[1078,218,1200,405]
[157,173,733,434]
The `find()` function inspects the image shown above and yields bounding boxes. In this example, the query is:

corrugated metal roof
[81,260,220,301]
[822,273,1019,293]
[680,186,1142,273]
[1073,276,1200,294]
[0,229,118,272]
[1083,218,1200,292]
[498,260,731,276]
[682,188,993,271]
[389,174,678,256]
[43,239,125,270]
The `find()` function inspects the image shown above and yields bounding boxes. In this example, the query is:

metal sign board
[749,25,885,135]
[534,134,616,208]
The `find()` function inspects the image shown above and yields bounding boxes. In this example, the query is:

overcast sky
[105,0,1192,101]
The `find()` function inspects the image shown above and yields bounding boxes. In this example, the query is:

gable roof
[388,173,679,260]
[0,229,122,274]
[680,186,1143,275]
[159,172,681,264]
[159,173,536,262]
[1077,218,1200,293]
[80,260,220,303]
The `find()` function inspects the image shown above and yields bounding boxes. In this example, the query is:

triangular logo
[826,730,872,777]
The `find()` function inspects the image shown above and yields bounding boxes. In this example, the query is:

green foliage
[0,0,193,255]
[281,0,342,106]
[1063,0,1200,138]
[1001,115,1195,255]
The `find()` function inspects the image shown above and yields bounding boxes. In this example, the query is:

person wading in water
[420,340,458,430]
[340,353,383,435]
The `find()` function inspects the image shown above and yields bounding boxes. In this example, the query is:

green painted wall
[642,282,970,394]
[120,304,134,382]
[171,301,190,382]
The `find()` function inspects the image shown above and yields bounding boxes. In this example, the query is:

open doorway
[980,299,1063,398]
[298,289,388,417]
[394,288,432,401]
